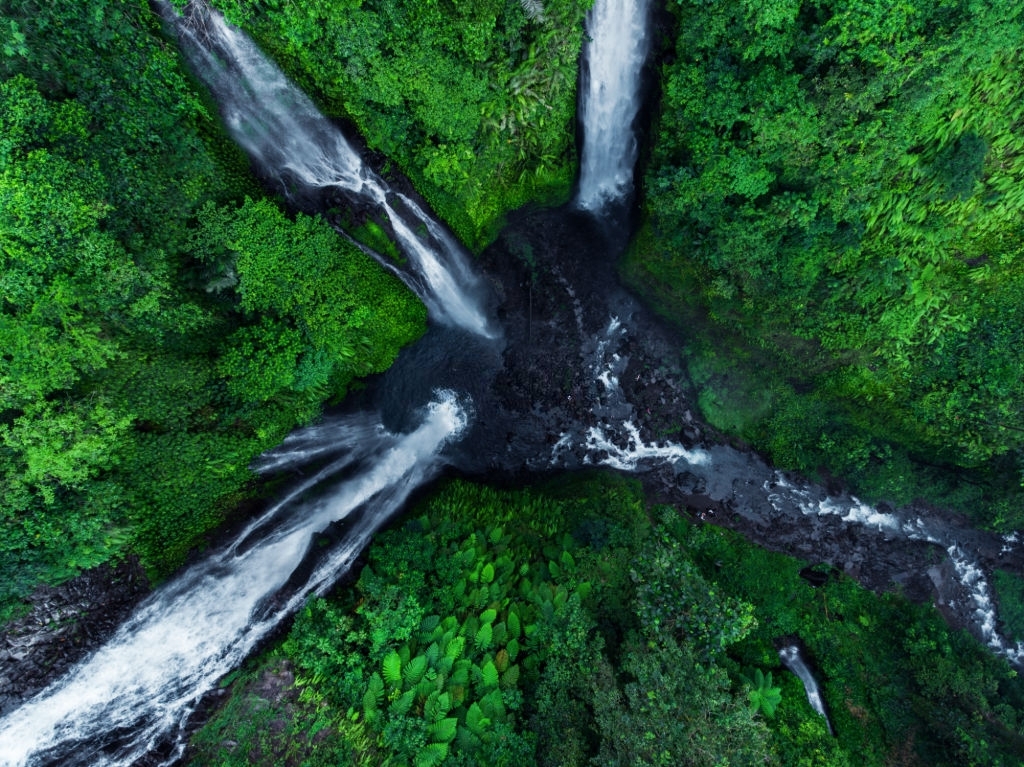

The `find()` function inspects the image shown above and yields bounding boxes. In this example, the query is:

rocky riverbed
[0,559,149,718]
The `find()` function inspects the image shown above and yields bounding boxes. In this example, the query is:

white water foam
[0,394,468,767]
[584,421,709,470]
[947,545,1024,664]
[156,1,495,338]
[575,0,653,210]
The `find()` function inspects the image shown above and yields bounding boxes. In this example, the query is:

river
[0,0,1021,764]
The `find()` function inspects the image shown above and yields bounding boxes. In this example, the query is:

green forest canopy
[628,0,1024,525]
[3,0,1024,764]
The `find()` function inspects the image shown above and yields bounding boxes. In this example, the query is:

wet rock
[0,558,149,717]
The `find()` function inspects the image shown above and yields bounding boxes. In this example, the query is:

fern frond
[519,0,545,22]
[383,651,403,687]
[429,717,459,743]
[415,742,449,767]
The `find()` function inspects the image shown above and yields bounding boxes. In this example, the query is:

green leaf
[390,688,416,717]
[363,672,384,715]
[415,742,449,767]
[383,650,403,687]
[507,611,521,639]
[480,608,497,625]
[500,664,520,689]
[466,702,491,736]
[481,562,495,584]
[429,716,459,743]
[445,635,466,661]
[475,622,493,650]
[481,659,500,689]
[425,690,452,722]
[404,654,428,687]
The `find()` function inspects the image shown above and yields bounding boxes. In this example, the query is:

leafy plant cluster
[191,477,1024,767]
[203,0,591,249]
[628,0,1024,526]
[0,0,425,617]
[189,477,773,766]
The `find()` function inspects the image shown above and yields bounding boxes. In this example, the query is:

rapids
[1,0,1022,764]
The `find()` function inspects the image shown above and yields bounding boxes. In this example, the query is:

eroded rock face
[0,559,149,717]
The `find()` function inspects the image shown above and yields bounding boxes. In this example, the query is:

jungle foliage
[628,0,1024,527]
[202,0,591,250]
[0,0,424,616]
[189,478,1024,766]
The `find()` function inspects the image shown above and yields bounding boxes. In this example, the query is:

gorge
[1,0,1023,764]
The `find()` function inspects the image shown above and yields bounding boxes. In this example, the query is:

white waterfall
[575,0,653,210]
[779,645,834,735]
[155,1,496,339]
[0,394,468,767]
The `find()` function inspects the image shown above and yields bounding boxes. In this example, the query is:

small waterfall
[779,644,834,735]
[574,0,653,211]
[155,0,496,339]
[0,394,468,767]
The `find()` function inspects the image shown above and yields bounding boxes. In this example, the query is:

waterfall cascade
[779,644,834,735]
[574,0,653,210]
[155,1,496,339]
[4,0,1024,763]
[0,395,467,767]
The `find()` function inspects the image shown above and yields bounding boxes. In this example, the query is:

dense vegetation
[626,0,1024,527]
[189,477,1024,766]
[0,0,426,617]
[204,0,590,249]
[5,0,1024,764]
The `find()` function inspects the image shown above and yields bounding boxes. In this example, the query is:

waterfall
[154,0,496,339]
[0,394,468,767]
[574,0,653,211]
[779,644,834,735]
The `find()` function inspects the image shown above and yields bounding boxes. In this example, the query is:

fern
[390,688,416,717]
[415,742,449,767]
[429,717,459,743]
[362,672,384,716]
[456,724,482,751]
[446,635,466,661]
[492,622,507,646]
[507,611,521,639]
[466,702,491,736]
[495,648,510,673]
[479,689,506,721]
[425,641,441,667]
[501,664,520,689]
[416,676,436,699]
[519,0,545,22]
[475,622,493,650]
[383,651,403,687]
[506,638,521,661]
[481,660,500,689]
[425,690,452,722]
[404,655,428,686]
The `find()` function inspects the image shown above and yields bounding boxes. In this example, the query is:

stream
[0,0,1022,764]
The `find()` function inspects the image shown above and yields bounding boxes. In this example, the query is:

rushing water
[0,395,467,766]
[3,0,1023,763]
[779,644,833,735]
[574,0,653,210]
[153,0,495,339]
